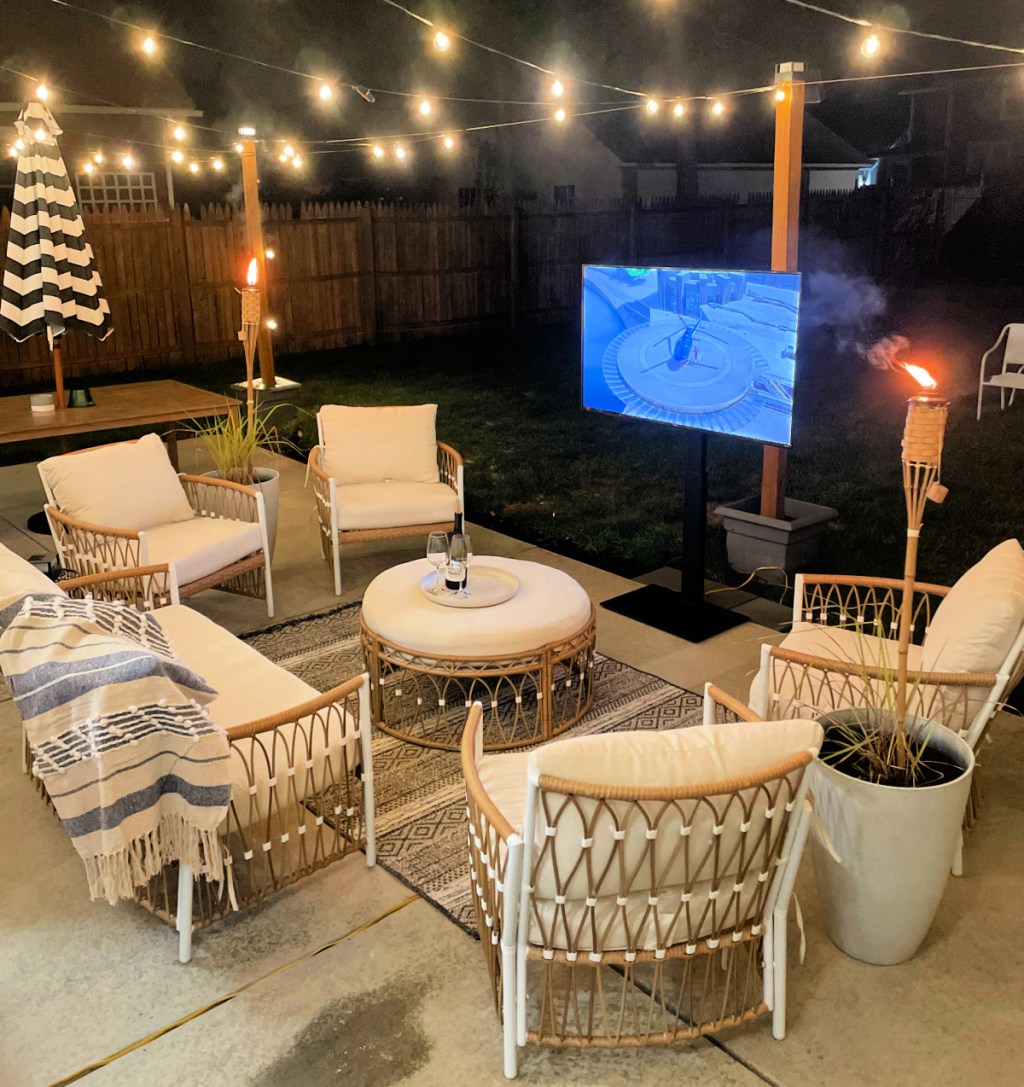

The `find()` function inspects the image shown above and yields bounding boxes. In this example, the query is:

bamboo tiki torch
[238,258,260,434]
[896,371,948,764]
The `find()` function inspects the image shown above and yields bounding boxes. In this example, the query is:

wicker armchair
[462,701,820,1078]
[309,404,464,595]
[39,434,274,616]
[38,566,374,963]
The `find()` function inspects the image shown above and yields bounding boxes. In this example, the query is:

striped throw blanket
[0,594,230,903]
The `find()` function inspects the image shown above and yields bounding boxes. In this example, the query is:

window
[75,171,158,211]
[553,184,575,205]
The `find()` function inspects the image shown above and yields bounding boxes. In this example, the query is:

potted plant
[809,389,974,965]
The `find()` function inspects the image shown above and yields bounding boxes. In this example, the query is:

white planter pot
[204,468,279,561]
[810,710,974,966]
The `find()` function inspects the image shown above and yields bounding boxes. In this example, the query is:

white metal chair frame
[976,324,1024,420]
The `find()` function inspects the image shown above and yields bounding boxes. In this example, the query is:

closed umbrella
[0,100,112,403]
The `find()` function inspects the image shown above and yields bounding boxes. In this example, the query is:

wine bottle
[446,532,468,592]
[453,503,464,534]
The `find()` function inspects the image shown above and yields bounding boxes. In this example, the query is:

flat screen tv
[582,265,801,447]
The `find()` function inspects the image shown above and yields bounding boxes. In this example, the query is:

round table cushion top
[361,556,593,657]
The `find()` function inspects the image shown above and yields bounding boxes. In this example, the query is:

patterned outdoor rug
[243,603,704,935]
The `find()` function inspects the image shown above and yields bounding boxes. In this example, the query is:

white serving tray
[419,565,519,608]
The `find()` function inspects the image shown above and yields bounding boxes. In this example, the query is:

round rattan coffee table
[360,556,596,751]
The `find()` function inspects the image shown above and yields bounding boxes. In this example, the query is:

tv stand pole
[602,430,748,643]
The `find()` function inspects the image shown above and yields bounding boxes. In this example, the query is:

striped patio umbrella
[0,100,112,401]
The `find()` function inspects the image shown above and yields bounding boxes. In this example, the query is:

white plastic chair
[977,324,1024,420]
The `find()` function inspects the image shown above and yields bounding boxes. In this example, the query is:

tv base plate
[601,584,748,644]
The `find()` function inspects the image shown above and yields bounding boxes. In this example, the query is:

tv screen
[582,265,800,447]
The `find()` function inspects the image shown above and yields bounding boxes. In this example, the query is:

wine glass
[426,532,448,594]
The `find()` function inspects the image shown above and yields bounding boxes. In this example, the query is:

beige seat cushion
[156,606,359,823]
[319,404,440,486]
[750,622,921,718]
[922,539,1024,674]
[362,557,592,656]
[142,518,263,586]
[335,481,457,531]
[39,433,194,532]
[477,719,821,952]
[0,542,65,616]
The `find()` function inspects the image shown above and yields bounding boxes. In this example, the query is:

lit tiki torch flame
[894,361,950,763]
[238,258,260,432]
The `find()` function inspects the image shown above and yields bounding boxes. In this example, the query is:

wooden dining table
[0,380,239,469]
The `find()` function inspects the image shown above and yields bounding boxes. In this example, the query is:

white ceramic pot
[810,710,974,966]
[204,468,279,560]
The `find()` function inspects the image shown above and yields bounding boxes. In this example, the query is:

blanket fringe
[81,814,225,905]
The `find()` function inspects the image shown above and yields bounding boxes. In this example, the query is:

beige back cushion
[39,434,194,532]
[319,404,439,485]
[922,539,1024,674]
[518,720,820,952]
[0,542,65,614]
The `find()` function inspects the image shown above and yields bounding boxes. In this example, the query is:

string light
[278,152,289,163]
[14,138,24,151]
[672,101,685,118]
[551,78,565,98]
[442,134,456,150]
[172,125,187,141]
[141,35,157,56]
[861,33,881,58]
[238,125,256,137]
[318,82,334,101]
[7,146,16,158]
[233,142,244,153]
[418,98,433,116]
[35,83,49,101]
[644,97,660,115]
[122,153,137,169]
[371,143,385,158]
[92,150,103,164]
[291,155,303,168]
[433,30,451,51]
[265,318,278,330]
[394,143,407,160]
[711,99,726,117]
[283,143,296,158]
[188,161,200,174]
[212,157,225,171]
[83,160,94,173]
[33,127,47,142]
[171,148,184,164]
[775,87,787,102]
[265,248,276,260]
[553,107,567,123]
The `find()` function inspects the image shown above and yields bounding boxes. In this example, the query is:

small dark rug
[244,603,704,934]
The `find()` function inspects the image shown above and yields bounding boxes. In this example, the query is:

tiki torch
[895,364,949,759]
[238,257,260,430]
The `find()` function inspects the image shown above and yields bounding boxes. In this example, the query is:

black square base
[601,584,748,644]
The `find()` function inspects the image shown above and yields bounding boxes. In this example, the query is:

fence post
[509,205,520,329]
[363,203,380,345]
[628,203,639,263]
[167,205,198,366]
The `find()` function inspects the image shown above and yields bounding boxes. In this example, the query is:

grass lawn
[6,284,1023,593]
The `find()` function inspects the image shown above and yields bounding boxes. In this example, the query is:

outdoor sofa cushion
[0,542,64,617]
[141,518,263,586]
[334,481,457,531]
[39,433,194,532]
[319,404,440,486]
[476,719,822,951]
[922,538,1024,675]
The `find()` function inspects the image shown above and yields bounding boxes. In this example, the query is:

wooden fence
[0,190,888,388]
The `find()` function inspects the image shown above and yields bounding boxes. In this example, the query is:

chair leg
[501,942,518,1079]
[772,905,788,1040]
[951,830,964,878]
[264,562,275,618]
[176,863,194,964]
[332,539,342,596]
[977,378,984,421]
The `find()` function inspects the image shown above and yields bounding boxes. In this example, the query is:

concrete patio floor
[1,447,1021,1087]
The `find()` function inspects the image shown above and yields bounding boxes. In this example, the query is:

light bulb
[645,98,660,115]
[672,101,685,118]
[394,144,407,160]
[7,146,16,158]
[711,99,725,117]
[371,144,385,159]
[212,158,225,171]
[141,35,157,56]
[171,149,184,164]
[188,161,200,174]
[551,78,564,98]
[122,154,137,170]
[278,153,289,164]
[775,88,786,102]
[553,107,567,123]
[36,83,49,101]
[265,318,278,330]
[318,83,333,101]
[861,33,881,58]
[433,29,451,51]
[442,134,455,150]
[291,156,303,168]
[283,144,296,158]
[83,161,94,173]
[238,125,256,137]
[172,125,186,141]
[33,128,47,142]
[14,138,25,150]
[233,142,244,154]
[93,150,103,164]
[265,247,276,260]
[419,98,433,116]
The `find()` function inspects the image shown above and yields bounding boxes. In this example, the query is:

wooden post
[761,67,806,520]
[51,342,65,405]
[239,137,276,389]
